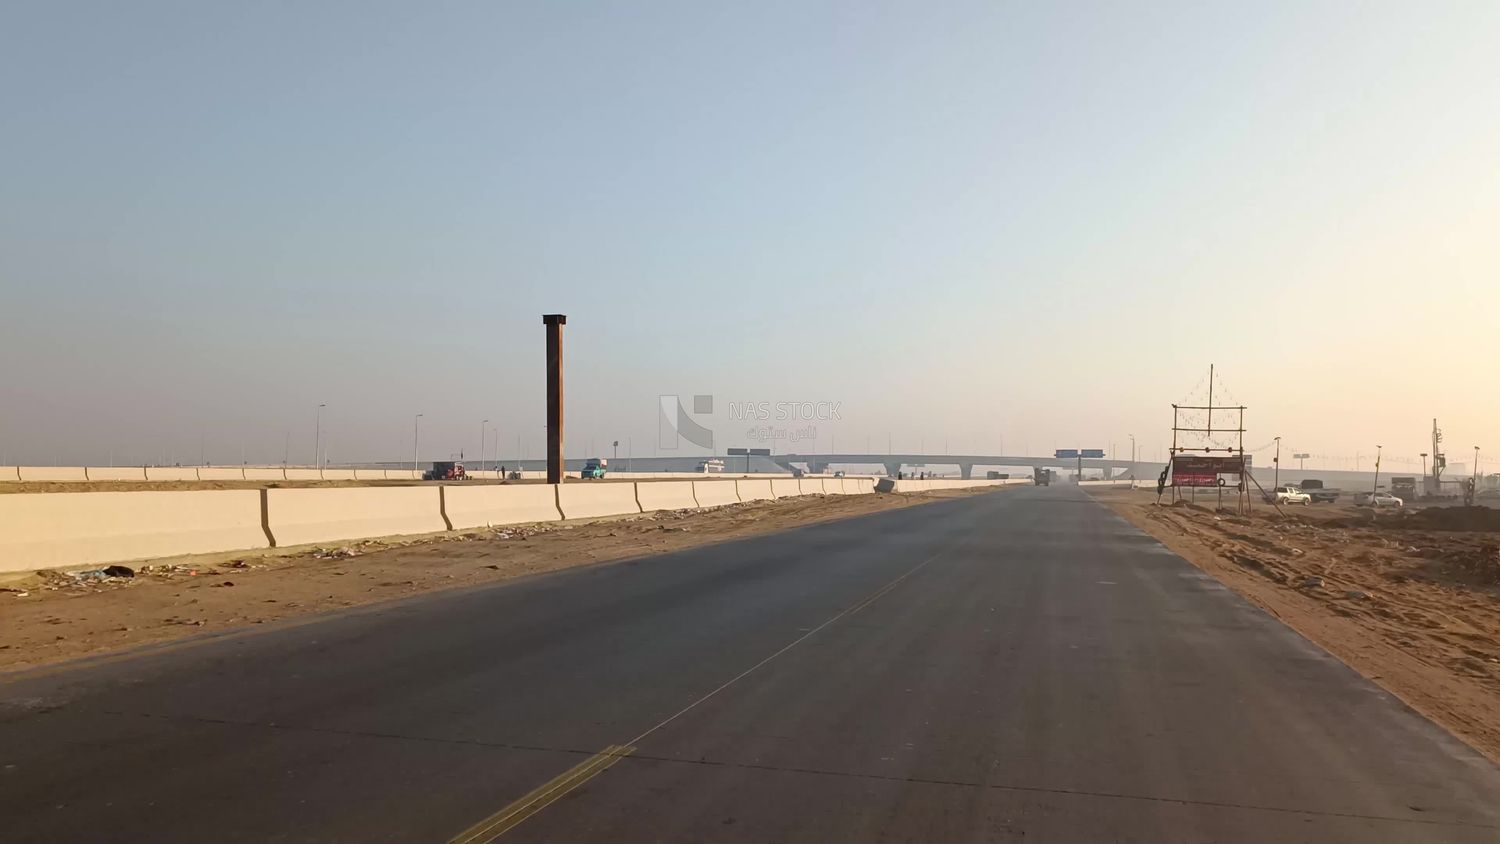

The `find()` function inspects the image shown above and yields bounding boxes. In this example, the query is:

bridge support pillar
[959,463,974,479]
[884,462,903,478]
[810,462,830,475]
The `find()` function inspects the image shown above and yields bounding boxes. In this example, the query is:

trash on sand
[70,565,135,580]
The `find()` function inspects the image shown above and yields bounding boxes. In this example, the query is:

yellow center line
[446,546,952,841]
[448,744,635,844]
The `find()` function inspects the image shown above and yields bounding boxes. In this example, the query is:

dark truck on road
[1297,479,1339,503]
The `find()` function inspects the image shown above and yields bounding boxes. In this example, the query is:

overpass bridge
[776,453,1165,480]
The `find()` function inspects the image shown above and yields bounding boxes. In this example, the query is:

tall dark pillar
[543,314,566,484]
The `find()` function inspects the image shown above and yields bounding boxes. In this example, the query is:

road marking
[446,546,949,841]
[448,744,635,844]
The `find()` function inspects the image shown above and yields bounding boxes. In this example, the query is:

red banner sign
[1171,455,1245,487]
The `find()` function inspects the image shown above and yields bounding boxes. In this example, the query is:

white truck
[1273,485,1312,505]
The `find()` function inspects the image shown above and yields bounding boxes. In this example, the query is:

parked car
[1356,491,1404,508]
[1273,485,1311,505]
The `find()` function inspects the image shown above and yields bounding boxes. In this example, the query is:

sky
[2,1,1497,473]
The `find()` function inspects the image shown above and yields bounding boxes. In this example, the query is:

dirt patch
[0,488,995,672]
[1093,487,1500,763]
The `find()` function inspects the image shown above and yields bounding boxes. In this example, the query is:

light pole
[1373,445,1383,494]
[612,440,619,464]
[315,403,326,478]
[1475,446,1482,484]
[1273,436,1281,490]
[1129,433,1137,475]
[480,420,489,472]
[1420,452,1428,482]
[413,413,423,473]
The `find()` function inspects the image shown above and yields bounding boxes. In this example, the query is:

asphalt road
[4,485,1499,842]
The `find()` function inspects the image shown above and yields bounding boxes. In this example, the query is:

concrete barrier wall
[17,466,90,482]
[266,487,446,547]
[0,466,18,482]
[444,485,561,530]
[198,467,247,481]
[145,467,200,482]
[243,467,286,481]
[635,481,699,512]
[354,468,388,481]
[768,478,799,498]
[693,480,740,508]
[875,478,1007,493]
[850,478,876,494]
[556,483,642,520]
[798,478,826,495]
[319,469,359,481]
[87,467,147,482]
[0,490,268,574]
[737,478,775,501]
[282,468,325,481]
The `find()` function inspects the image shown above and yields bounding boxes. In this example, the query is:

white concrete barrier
[320,469,359,481]
[243,467,287,481]
[798,478,826,495]
[17,467,89,482]
[0,466,18,482]
[87,467,147,482]
[556,483,642,520]
[266,487,446,547]
[145,467,199,482]
[354,468,388,481]
[770,479,800,498]
[636,481,699,512]
[282,468,324,481]
[850,478,876,494]
[198,467,246,481]
[0,490,268,574]
[693,480,740,507]
[737,478,774,501]
[390,469,423,481]
[444,485,561,530]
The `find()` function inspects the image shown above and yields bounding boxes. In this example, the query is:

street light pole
[315,403,326,479]
[1373,445,1383,494]
[481,420,489,472]
[414,414,423,473]
[1273,436,1281,490]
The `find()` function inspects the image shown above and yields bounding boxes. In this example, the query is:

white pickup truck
[1273,485,1312,505]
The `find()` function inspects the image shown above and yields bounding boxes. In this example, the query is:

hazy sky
[3,1,1497,472]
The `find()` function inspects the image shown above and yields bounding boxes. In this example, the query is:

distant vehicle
[1356,491,1404,508]
[1389,476,1418,502]
[581,458,607,479]
[1295,479,1340,503]
[423,461,467,481]
[1273,485,1312,505]
[697,458,725,474]
[1034,468,1052,486]
[986,471,1010,480]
